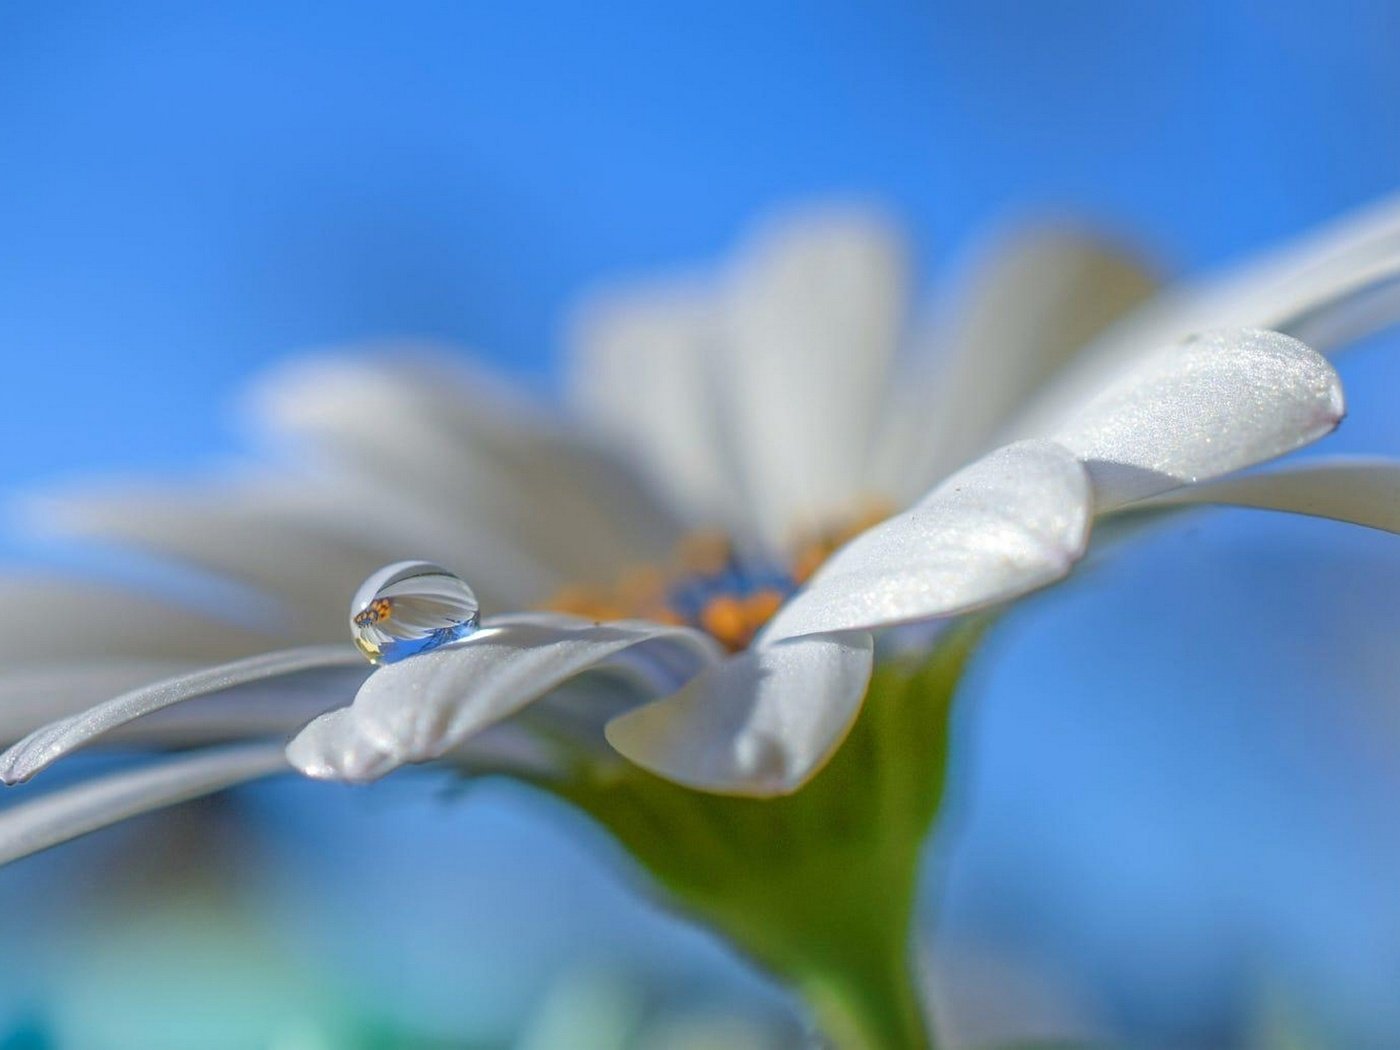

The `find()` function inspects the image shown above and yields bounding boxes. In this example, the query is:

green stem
[799,943,933,1049]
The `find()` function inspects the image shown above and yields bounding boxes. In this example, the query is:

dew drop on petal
[350,560,481,665]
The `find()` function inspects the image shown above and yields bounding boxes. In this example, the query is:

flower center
[543,505,891,651]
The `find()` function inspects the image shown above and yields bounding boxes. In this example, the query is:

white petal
[719,207,910,546]
[250,353,686,585]
[286,615,722,782]
[874,227,1156,501]
[605,631,874,797]
[763,440,1091,641]
[0,578,282,664]
[0,741,289,867]
[1008,193,1400,439]
[568,283,749,530]
[1139,457,1400,533]
[0,646,365,784]
[0,661,191,744]
[32,473,552,643]
[1052,328,1344,510]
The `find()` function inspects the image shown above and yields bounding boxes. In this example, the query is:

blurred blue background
[5,2,1400,1047]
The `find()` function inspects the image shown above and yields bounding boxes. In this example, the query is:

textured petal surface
[1052,328,1345,509]
[763,441,1092,641]
[1007,193,1400,439]
[605,630,874,797]
[251,354,685,585]
[1140,458,1400,533]
[287,614,722,782]
[0,741,289,867]
[0,646,365,784]
[875,227,1157,500]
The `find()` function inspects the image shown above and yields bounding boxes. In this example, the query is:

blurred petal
[1140,457,1400,533]
[568,284,748,530]
[719,208,910,546]
[1052,328,1344,509]
[0,578,281,664]
[876,227,1157,500]
[250,353,686,585]
[0,646,364,784]
[763,440,1091,641]
[0,741,289,867]
[287,614,722,782]
[605,631,873,797]
[31,473,551,642]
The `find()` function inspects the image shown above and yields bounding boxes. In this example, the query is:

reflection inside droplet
[350,560,480,665]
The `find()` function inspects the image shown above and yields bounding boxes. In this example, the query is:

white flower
[4,199,1400,862]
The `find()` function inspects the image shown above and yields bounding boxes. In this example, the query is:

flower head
[4,198,1400,859]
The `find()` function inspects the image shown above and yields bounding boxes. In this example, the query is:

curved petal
[1007,193,1400,440]
[0,646,366,785]
[0,741,290,867]
[249,353,686,585]
[605,631,874,797]
[762,440,1092,641]
[1052,328,1345,510]
[874,227,1157,500]
[286,614,723,782]
[1138,457,1400,533]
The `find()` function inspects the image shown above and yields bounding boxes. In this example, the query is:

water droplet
[350,560,480,665]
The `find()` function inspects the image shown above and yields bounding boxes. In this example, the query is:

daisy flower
[4,199,1400,860]
[11,198,1400,1050]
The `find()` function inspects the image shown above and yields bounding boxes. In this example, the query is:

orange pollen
[354,597,393,627]
[539,502,893,652]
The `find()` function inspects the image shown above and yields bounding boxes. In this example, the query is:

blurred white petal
[30,474,552,640]
[1052,328,1344,509]
[763,440,1091,640]
[0,741,290,867]
[250,353,686,585]
[876,227,1157,499]
[0,646,365,784]
[605,631,873,797]
[1140,457,1400,533]
[287,614,722,782]
[568,284,749,530]
[719,208,909,546]
[0,578,281,664]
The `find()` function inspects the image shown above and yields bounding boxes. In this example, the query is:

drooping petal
[286,614,722,783]
[0,646,366,785]
[717,208,910,547]
[0,662,191,744]
[250,354,686,586]
[605,630,874,797]
[762,440,1092,641]
[1051,328,1345,510]
[1138,457,1400,533]
[874,227,1157,501]
[0,741,290,867]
